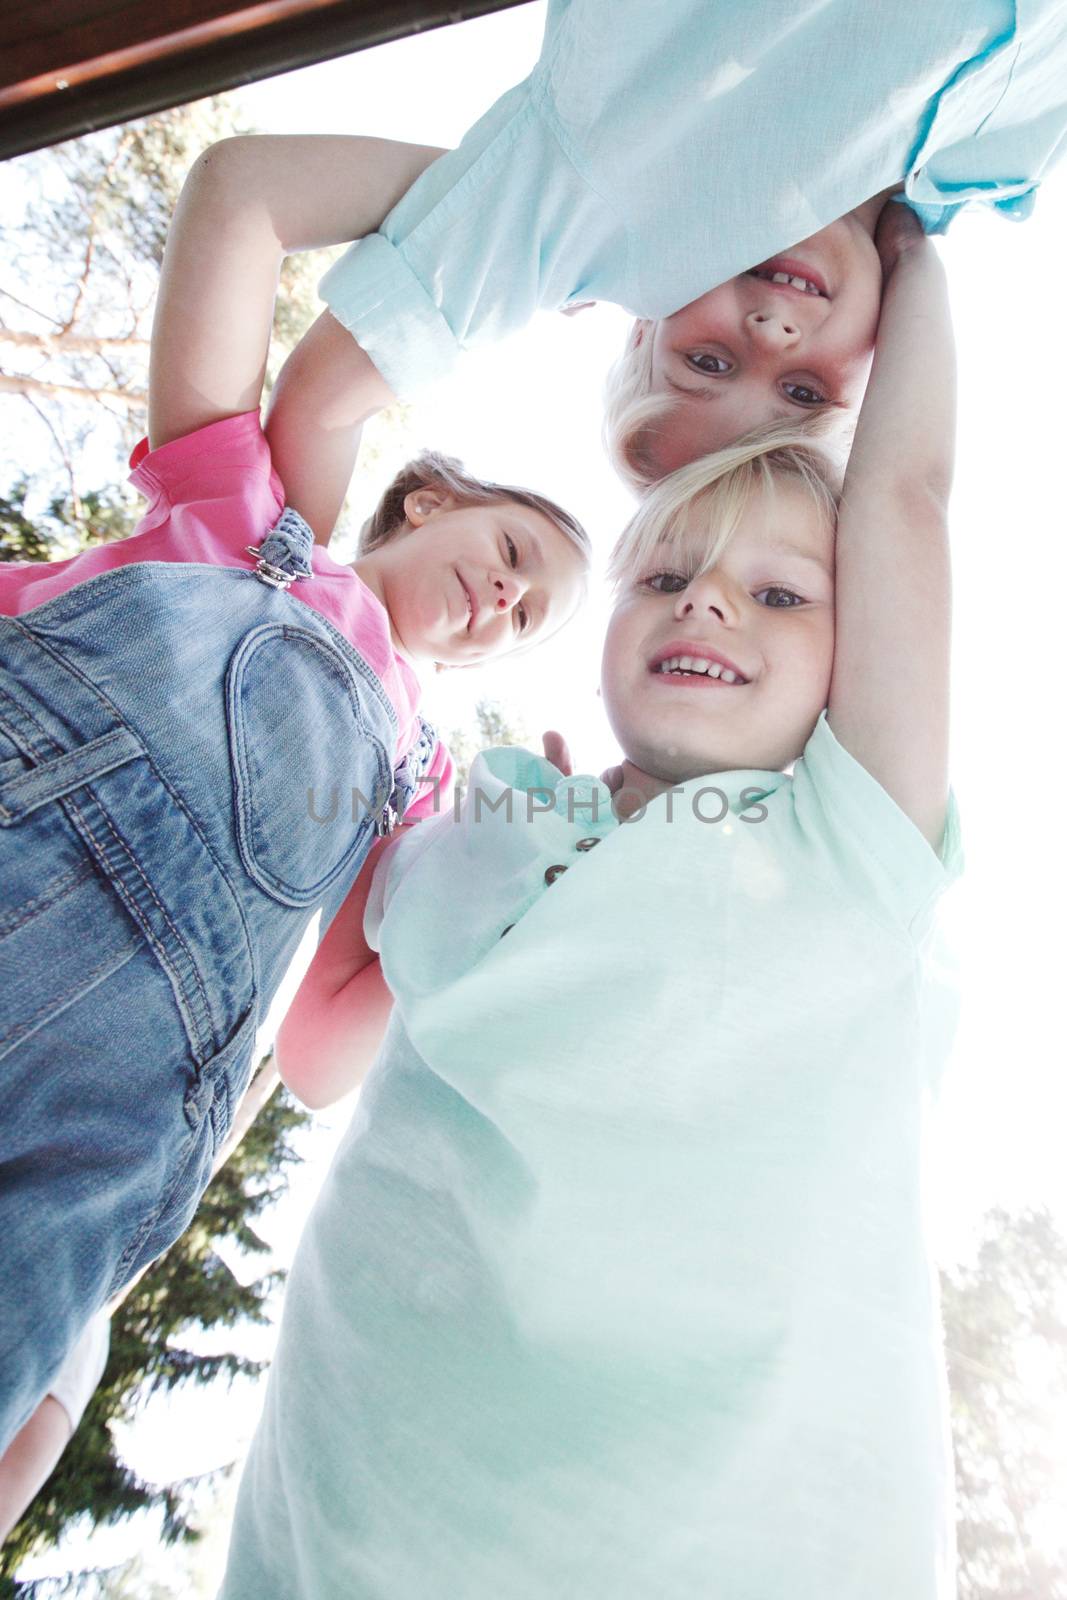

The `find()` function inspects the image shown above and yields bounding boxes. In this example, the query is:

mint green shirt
[321,0,1067,394]
[221,711,965,1598]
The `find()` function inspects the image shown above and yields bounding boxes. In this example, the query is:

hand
[542,729,573,775]
[874,197,928,279]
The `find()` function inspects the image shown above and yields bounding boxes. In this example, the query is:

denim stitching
[0,856,96,937]
[227,625,391,905]
[64,792,214,1060]
[4,617,259,992]
[0,929,143,1056]
[107,1120,200,1296]
[0,729,142,823]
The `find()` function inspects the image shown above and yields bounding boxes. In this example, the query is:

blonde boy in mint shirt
[219,204,965,1595]
[265,0,1067,527]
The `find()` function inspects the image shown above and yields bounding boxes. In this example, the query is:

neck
[604,758,688,818]
[352,549,418,664]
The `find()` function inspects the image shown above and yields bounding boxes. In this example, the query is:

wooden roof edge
[0,0,528,162]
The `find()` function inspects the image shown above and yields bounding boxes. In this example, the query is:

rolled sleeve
[319,234,466,396]
[318,57,615,397]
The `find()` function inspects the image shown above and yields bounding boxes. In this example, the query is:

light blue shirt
[220,712,965,1598]
[321,0,1067,395]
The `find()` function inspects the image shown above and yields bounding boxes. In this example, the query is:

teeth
[656,656,744,683]
[749,268,822,296]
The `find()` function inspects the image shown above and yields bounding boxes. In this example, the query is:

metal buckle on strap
[244,545,312,592]
[375,799,400,838]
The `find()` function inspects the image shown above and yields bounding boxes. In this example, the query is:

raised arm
[148,135,443,454]
[275,831,402,1110]
[263,309,392,544]
[826,203,956,853]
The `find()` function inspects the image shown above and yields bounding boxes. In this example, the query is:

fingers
[874,198,927,276]
[542,730,573,776]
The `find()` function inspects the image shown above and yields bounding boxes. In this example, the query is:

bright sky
[9,0,1067,1585]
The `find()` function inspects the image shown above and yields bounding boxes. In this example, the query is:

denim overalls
[0,510,434,1448]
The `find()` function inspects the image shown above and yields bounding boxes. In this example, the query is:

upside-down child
[219,202,964,1596]
[0,134,589,1452]
[263,0,1067,532]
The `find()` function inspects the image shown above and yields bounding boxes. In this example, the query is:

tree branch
[20,394,82,520]
[0,371,145,410]
[0,328,149,355]
[0,285,65,329]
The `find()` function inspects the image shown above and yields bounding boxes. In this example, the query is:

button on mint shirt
[220,712,965,1599]
[322,0,1067,395]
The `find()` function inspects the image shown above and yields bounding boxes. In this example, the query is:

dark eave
[1,0,528,161]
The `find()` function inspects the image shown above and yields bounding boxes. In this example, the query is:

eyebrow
[764,539,833,575]
[665,375,846,417]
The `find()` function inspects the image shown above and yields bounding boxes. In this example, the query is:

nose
[675,571,738,623]
[744,308,801,351]
[491,571,525,614]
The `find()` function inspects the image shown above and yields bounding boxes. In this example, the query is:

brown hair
[358,450,592,564]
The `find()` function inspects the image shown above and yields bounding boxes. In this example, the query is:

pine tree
[942,1206,1067,1599]
[1,1073,311,1591]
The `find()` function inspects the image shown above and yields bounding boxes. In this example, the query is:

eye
[684,352,732,377]
[515,603,530,633]
[504,534,520,568]
[756,585,805,608]
[643,570,691,594]
[781,380,828,407]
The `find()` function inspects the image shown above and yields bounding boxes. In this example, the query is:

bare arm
[148,134,443,453]
[264,309,396,544]
[827,204,956,852]
[276,830,406,1109]
[0,1397,71,1544]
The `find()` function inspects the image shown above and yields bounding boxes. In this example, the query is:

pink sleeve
[402,737,455,823]
[128,411,284,554]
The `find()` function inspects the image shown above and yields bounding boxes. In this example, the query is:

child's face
[376,492,587,665]
[640,215,883,475]
[600,481,836,780]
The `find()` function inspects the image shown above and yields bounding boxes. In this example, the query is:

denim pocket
[226,624,393,907]
[0,809,144,1064]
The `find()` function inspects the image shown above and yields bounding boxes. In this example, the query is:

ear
[630,319,652,351]
[403,486,453,527]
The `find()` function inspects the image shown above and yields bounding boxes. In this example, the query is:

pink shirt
[0,412,452,823]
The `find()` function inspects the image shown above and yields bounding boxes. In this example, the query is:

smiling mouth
[746,262,828,299]
[652,655,748,685]
[456,570,476,632]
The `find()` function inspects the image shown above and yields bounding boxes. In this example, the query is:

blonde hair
[602,321,849,494]
[602,324,674,492]
[607,419,842,592]
[358,450,591,567]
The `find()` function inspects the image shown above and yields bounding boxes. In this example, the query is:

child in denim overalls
[0,135,590,1451]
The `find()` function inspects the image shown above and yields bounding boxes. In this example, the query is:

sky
[6,0,1067,1585]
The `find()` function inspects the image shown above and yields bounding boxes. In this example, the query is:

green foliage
[446,698,531,795]
[942,1206,1067,1599]
[1,1078,311,1592]
[0,479,138,565]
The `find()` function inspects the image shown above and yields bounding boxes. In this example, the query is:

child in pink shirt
[0,132,590,1454]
